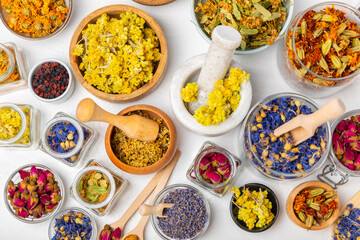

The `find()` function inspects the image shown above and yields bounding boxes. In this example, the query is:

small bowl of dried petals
[69,5,167,102]
[192,0,294,54]
[105,104,177,175]
[0,0,72,40]
[286,181,340,230]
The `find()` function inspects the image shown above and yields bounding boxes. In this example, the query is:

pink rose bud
[344,150,355,161]
[12,198,26,208]
[18,170,30,180]
[348,121,357,132]
[19,180,28,193]
[43,170,54,179]
[40,194,51,206]
[213,152,228,166]
[217,163,231,176]
[332,131,340,143]
[30,166,38,180]
[7,181,17,199]
[37,173,47,186]
[111,227,121,240]
[199,157,211,170]
[342,131,358,143]
[333,140,345,155]
[351,141,360,151]
[336,120,348,132]
[16,208,29,218]
[45,202,58,213]
[208,171,222,184]
[345,162,356,170]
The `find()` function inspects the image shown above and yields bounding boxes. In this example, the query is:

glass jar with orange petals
[278,2,360,98]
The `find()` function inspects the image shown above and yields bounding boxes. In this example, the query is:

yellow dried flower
[181,82,198,102]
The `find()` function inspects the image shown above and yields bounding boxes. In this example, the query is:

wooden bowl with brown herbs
[105,105,177,175]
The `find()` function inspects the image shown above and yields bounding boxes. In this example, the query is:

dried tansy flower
[1,0,69,38]
[195,0,288,50]
[73,12,161,94]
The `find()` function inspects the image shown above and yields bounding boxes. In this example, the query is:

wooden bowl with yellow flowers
[105,104,177,175]
[0,0,72,40]
[69,5,167,103]
[286,181,340,231]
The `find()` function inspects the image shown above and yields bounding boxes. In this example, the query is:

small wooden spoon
[274,98,345,146]
[76,98,159,142]
[139,203,174,217]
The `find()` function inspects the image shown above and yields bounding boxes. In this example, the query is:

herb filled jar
[279,2,360,98]
[186,141,242,197]
[39,112,97,167]
[70,160,127,216]
[0,43,28,95]
[237,93,331,180]
[0,103,39,150]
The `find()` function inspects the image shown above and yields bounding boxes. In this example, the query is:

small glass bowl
[28,59,75,103]
[48,207,97,240]
[237,92,331,180]
[229,183,279,232]
[151,184,211,240]
[191,0,294,54]
[0,0,73,40]
[4,164,65,224]
[72,166,116,210]
[0,103,27,144]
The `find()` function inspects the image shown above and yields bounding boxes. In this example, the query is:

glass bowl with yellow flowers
[0,103,27,145]
[0,0,72,40]
[192,0,294,54]
[229,183,279,232]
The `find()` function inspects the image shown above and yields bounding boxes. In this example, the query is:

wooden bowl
[105,105,177,175]
[132,0,175,5]
[0,0,72,40]
[286,181,340,231]
[229,183,280,233]
[69,5,167,102]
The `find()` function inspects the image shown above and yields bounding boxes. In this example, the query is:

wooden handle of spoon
[139,203,174,217]
[76,98,121,124]
[309,98,346,127]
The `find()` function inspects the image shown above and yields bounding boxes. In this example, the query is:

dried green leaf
[240,28,259,35]
[240,40,246,50]
[232,3,241,20]
[200,15,209,24]
[253,2,271,18]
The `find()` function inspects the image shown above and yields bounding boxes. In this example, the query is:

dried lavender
[157,188,208,239]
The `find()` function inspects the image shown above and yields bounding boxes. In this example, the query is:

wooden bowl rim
[105,105,177,175]
[286,181,340,231]
[69,4,167,102]
[132,0,175,5]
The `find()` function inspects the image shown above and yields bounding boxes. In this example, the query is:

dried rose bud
[44,182,53,192]
[111,227,121,240]
[37,185,46,196]
[19,179,28,193]
[348,121,357,132]
[18,170,30,180]
[336,120,348,132]
[343,149,355,161]
[21,189,30,202]
[27,181,37,193]
[223,170,231,179]
[208,170,222,184]
[345,162,356,170]
[100,225,112,240]
[30,166,38,180]
[350,141,360,151]
[7,181,17,199]
[351,115,360,124]
[342,131,358,143]
[43,170,54,179]
[213,153,228,166]
[27,192,39,211]
[13,198,26,208]
[333,140,345,155]
[40,194,51,206]
[31,203,44,219]
[355,155,360,167]
[199,157,211,170]
[16,208,29,218]
[217,163,231,176]
[37,172,47,186]
[332,131,340,143]
[45,202,58,213]
[50,192,61,204]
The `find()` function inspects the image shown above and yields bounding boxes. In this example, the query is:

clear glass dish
[48,207,97,240]
[151,184,211,240]
[0,0,73,40]
[4,164,65,224]
[186,141,241,197]
[278,2,360,98]
[39,112,97,167]
[237,92,331,180]
[0,103,40,150]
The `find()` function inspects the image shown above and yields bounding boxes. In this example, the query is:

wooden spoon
[138,203,174,217]
[274,98,345,146]
[121,151,181,240]
[332,190,360,238]
[76,98,159,142]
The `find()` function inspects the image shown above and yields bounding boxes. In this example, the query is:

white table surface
[1,0,360,239]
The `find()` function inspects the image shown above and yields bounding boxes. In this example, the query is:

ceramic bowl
[0,0,72,40]
[286,181,340,230]
[230,183,279,232]
[190,0,294,54]
[48,207,97,240]
[69,5,167,102]
[4,164,65,224]
[28,59,74,103]
[105,105,177,175]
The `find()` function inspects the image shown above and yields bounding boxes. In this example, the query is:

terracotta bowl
[69,5,167,102]
[105,105,177,175]
[286,181,340,230]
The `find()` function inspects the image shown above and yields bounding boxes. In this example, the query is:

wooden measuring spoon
[122,151,181,240]
[274,98,345,146]
[139,203,174,217]
[332,190,360,238]
[76,98,159,142]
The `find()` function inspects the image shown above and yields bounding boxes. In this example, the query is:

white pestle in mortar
[188,26,242,114]
[170,26,252,136]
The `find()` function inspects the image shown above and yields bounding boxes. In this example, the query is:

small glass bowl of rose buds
[4,164,64,223]
[28,59,74,103]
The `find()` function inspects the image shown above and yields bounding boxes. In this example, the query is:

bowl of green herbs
[191,0,294,54]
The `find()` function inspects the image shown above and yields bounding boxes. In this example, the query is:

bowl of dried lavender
[286,181,340,230]
[192,0,294,54]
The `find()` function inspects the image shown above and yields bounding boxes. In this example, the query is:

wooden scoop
[139,203,174,217]
[274,98,345,146]
[76,98,159,142]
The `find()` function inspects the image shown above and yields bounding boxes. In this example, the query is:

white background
[1,0,360,239]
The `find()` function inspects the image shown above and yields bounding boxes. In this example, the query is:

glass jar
[0,103,39,150]
[278,2,360,98]
[70,160,127,216]
[39,112,97,167]
[318,109,360,189]
[237,92,331,180]
[0,43,28,95]
[186,141,241,197]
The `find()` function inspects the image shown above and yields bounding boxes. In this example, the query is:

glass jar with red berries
[0,43,28,95]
